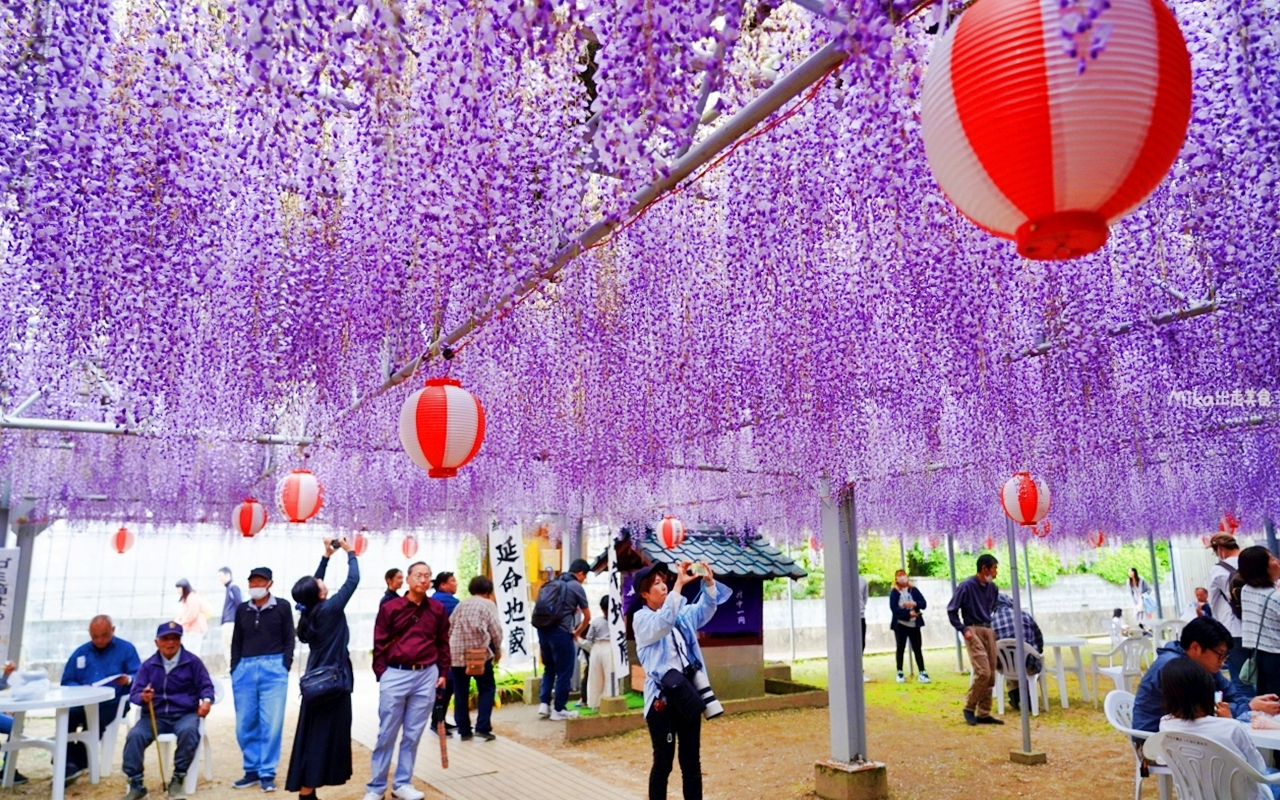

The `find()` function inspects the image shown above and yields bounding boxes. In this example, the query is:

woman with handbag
[448,576,504,741]
[285,536,360,798]
[1238,546,1280,697]
[630,560,731,800]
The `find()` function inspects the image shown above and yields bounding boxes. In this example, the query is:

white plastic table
[1248,725,1280,756]
[0,685,116,800]
[1043,635,1091,708]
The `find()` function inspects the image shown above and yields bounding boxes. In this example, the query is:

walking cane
[432,682,449,769]
[145,689,168,790]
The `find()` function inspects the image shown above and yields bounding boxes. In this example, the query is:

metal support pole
[788,567,797,664]
[1147,530,1164,620]
[948,533,964,672]
[1266,518,1278,558]
[1005,517,1034,756]
[1023,540,1035,618]
[823,478,868,763]
[1168,536,1182,615]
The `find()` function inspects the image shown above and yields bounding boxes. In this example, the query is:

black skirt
[284,690,353,791]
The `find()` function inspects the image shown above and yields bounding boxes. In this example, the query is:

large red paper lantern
[398,377,486,479]
[920,0,1192,259]
[233,498,268,538]
[112,526,135,554]
[401,534,419,559]
[1000,471,1052,526]
[1220,512,1240,533]
[657,516,686,549]
[352,531,368,557]
[277,469,324,523]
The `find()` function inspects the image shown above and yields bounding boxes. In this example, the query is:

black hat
[248,566,273,581]
[624,563,673,618]
[568,558,592,575]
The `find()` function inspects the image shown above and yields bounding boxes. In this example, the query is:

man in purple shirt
[362,561,451,800]
[947,554,1004,726]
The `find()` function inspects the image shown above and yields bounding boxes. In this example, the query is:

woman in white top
[1158,656,1279,800]
[1238,546,1280,697]
[1128,568,1156,630]
[584,595,615,710]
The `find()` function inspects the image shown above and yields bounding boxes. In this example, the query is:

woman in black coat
[888,569,930,683]
[285,536,359,798]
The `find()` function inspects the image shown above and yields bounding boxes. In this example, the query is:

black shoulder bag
[657,628,706,722]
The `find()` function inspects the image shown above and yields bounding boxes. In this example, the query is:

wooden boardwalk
[350,677,638,800]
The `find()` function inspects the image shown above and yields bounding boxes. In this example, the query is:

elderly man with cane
[119,622,215,800]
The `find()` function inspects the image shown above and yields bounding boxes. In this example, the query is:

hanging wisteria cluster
[1,0,1277,549]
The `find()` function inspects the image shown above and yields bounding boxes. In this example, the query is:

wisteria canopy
[1,0,1277,546]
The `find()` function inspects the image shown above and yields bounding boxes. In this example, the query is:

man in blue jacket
[61,615,141,784]
[1131,616,1280,736]
[120,622,216,800]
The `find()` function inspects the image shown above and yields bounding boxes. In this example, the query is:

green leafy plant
[763,543,824,600]
[455,534,482,593]
[922,540,1062,588]
[1083,541,1170,585]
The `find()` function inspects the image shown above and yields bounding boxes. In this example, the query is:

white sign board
[488,522,533,667]
[0,548,19,661]
[606,541,629,695]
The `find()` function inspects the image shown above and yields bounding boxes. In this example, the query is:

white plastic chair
[992,638,1048,716]
[1103,690,1173,800]
[131,678,223,794]
[1154,620,1185,657]
[66,694,130,778]
[1092,637,1149,707]
[1146,729,1280,799]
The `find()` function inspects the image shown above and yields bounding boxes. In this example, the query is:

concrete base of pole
[598,696,628,715]
[814,760,889,800]
[524,676,542,705]
[1009,750,1048,765]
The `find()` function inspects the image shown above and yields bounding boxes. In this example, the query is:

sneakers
[550,708,579,721]
[896,672,906,683]
[260,778,277,793]
[476,731,497,742]
[863,674,871,683]
[537,703,551,718]
[121,783,148,800]
[458,732,474,741]
[167,773,188,798]
[361,792,385,800]
[233,774,261,790]
[918,672,931,683]
[392,784,425,800]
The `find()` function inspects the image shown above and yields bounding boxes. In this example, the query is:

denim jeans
[538,628,576,712]
[366,665,438,794]
[123,713,200,781]
[451,663,496,735]
[231,654,289,778]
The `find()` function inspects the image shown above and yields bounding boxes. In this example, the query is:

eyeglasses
[1209,647,1230,662]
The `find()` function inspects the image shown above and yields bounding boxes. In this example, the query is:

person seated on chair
[61,615,142,785]
[0,661,30,784]
[991,594,1044,711]
[1158,657,1280,800]
[1132,616,1280,737]
[119,622,215,800]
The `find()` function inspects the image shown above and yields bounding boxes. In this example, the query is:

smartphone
[689,563,708,577]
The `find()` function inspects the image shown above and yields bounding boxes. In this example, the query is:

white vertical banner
[0,548,19,661]
[489,522,533,668]
[606,540,628,695]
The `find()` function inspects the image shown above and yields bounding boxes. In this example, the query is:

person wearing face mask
[231,567,297,793]
[285,537,360,799]
[947,554,1003,726]
[888,570,930,684]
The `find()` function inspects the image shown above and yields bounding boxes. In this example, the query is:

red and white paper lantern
[999,471,1052,526]
[277,469,324,523]
[398,377,486,479]
[352,531,368,557]
[657,516,686,549]
[985,535,995,551]
[112,526,135,554]
[1032,519,1052,538]
[1088,530,1106,548]
[233,498,268,538]
[920,0,1192,259]
[401,534,419,559]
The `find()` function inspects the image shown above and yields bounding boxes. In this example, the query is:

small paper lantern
[353,531,368,557]
[232,498,268,538]
[1032,519,1052,538]
[1220,512,1240,533]
[398,377,486,479]
[112,526,135,554]
[920,0,1192,259]
[999,471,1051,526]
[808,532,823,553]
[657,516,686,549]
[277,469,324,523]
[1088,530,1106,548]
[927,534,942,549]
[401,534,419,559]
[985,535,995,551]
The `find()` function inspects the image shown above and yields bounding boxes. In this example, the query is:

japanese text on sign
[488,524,532,666]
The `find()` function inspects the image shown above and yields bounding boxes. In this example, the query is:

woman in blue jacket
[889,569,930,683]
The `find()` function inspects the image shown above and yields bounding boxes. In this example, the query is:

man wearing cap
[536,559,592,722]
[119,623,215,800]
[230,567,296,793]
[1207,533,1251,694]
[61,615,142,784]
[364,561,450,800]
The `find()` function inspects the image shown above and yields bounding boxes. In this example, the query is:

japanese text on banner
[488,523,532,667]
[606,541,628,691]
[0,548,19,661]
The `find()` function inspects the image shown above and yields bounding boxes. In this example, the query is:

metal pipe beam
[0,416,128,435]
[8,392,42,418]
[1148,529,1164,619]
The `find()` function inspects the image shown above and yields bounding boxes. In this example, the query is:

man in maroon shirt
[362,562,451,800]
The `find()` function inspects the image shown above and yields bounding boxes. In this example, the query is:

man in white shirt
[1207,533,1250,695]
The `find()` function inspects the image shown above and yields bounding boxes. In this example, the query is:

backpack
[1214,559,1242,619]
[531,576,574,630]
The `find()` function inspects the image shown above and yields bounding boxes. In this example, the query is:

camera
[687,562,708,577]
[693,669,723,720]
